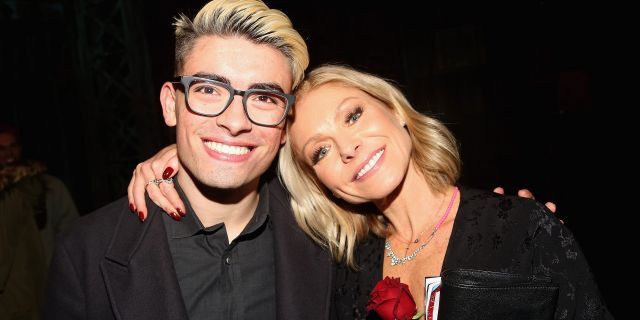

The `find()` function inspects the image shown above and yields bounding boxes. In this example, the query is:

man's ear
[280,129,287,145]
[280,121,288,145]
[160,82,178,127]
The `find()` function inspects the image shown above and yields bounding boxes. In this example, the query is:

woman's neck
[374,162,451,243]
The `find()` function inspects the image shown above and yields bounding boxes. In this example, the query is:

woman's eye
[312,145,330,164]
[346,106,363,125]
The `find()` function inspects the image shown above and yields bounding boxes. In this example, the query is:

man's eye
[193,85,220,95]
[256,95,277,104]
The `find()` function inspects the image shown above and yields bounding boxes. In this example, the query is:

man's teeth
[356,149,384,180]
[204,141,251,155]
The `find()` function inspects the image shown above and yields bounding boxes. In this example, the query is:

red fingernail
[170,212,181,221]
[138,211,145,222]
[163,167,174,179]
[129,203,136,213]
[177,208,186,217]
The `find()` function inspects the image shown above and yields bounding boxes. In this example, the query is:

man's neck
[176,171,260,242]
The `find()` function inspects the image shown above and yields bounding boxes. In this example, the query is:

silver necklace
[385,230,439,266]
[384,187,459,266]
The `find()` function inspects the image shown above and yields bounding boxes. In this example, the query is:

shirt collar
[165,179,271,239]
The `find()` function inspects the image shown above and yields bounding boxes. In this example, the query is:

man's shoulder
[41,173,64,187]
[265,175,290,208]
[41,173,73,195]
[58,196,132,245]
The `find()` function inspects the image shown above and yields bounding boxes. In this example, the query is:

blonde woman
[129,65,609,319]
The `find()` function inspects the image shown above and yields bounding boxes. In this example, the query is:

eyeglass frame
[171,75,295,127]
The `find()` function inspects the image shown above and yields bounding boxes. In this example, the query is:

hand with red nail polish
[170,212,181,221]
[162,167,174,180]
[127,144,185,221]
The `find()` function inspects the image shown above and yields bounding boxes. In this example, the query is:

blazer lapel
[268,178,334,320]
[100,201,188,320]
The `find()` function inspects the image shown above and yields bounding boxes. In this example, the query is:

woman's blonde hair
[278,65,461,267]
[174,0,308,89]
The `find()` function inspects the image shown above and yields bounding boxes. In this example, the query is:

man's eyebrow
[192,72,230,84]
[250,83,286,93]
[191,72,285,93]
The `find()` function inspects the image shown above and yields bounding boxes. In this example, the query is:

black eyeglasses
[172,76,294,127]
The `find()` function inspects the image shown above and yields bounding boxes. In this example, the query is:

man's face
[0,132,21,166]
[161,35,292,191]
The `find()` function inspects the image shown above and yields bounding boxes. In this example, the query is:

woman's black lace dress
[331,187,613,319]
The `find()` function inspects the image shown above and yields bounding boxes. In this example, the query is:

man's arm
[493,187,557,214]
[44,237,86,320]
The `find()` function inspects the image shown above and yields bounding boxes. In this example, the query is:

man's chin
[197,170,260,190]
[201,179,248,190]
[189,174,261,202]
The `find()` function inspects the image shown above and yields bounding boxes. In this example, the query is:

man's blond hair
[174,0,308,89]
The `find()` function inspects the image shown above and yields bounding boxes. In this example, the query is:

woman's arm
[527,200,613,319]
[127,144,183,221]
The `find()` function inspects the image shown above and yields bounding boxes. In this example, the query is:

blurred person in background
[1,123,80,318]
[0,124,79,264]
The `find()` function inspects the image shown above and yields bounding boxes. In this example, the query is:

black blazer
[44,177,333,320]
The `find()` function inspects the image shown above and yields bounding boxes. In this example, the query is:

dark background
[1,0,624,316]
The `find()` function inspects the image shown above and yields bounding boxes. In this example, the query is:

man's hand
[493,187,557,214]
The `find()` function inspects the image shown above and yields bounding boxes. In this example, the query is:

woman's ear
[393,111,407,128]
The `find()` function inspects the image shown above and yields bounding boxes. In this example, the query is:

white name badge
[424,276,442,320]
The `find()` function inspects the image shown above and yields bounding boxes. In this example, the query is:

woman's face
[289,83,412,204]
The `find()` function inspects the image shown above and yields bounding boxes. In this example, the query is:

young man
[44,1,332,319]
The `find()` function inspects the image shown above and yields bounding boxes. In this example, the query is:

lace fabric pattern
[331,187,613,320]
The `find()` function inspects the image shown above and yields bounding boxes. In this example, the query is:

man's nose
[215,95,252,135]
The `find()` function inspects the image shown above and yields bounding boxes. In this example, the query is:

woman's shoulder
[458,186,558,227]
[453,186,566,247]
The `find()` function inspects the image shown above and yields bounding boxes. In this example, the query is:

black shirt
[163,182,276,320]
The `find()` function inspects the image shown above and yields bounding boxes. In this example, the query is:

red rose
[367,277,418,320]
